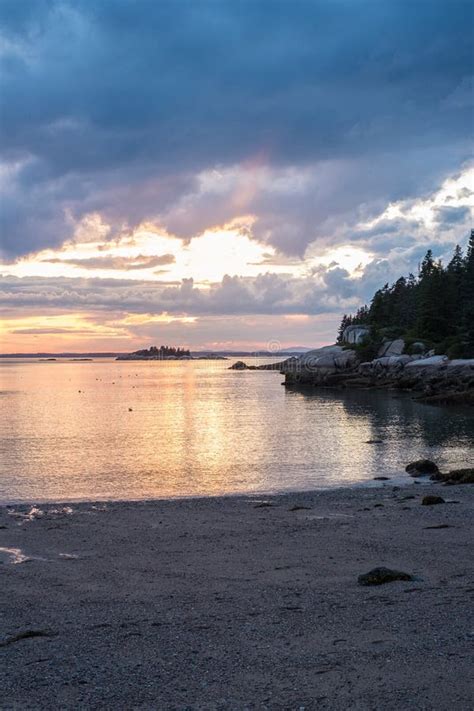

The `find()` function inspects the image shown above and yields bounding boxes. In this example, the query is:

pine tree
[461,230,474,355]
[335,237,474,357]
[337,314,351,343]
[417,254,451,341]
[446,244,464,333]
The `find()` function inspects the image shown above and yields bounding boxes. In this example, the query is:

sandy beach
[1,482,473,710]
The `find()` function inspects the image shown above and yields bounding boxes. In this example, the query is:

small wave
[0,546,33,564]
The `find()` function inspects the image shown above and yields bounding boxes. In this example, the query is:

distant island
[117,345,191,360]
[116,345,227,361]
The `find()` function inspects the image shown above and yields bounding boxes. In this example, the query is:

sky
[0,0,473,353]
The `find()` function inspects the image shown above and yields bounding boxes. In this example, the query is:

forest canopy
[337,230,474,359]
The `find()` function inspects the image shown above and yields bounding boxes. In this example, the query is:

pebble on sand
[421,495,445,506]
[358,567,414,586]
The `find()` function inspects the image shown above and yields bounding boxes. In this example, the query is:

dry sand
[1,482,473,710]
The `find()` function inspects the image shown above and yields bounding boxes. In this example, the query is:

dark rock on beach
[358,567,414,586]
[421,495,445,506]
[430,468,474,485]
[405,459,439,477]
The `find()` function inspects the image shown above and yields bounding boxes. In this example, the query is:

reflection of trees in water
[286,387,474,447]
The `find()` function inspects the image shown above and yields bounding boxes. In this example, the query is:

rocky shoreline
[281,346,474,405]
[231,339,474,405]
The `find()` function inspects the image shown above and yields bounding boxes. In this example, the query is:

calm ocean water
[0,358,473,503]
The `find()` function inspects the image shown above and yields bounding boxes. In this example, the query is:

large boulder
[334,350,358,369]
[282,344,358,384]
[230,360,251,370]
[378,339,405,357]
[342,325,370,344]
[297,345,357,371]
[406,355,448,368]
[405,459,440,477]
[372,355,413,369]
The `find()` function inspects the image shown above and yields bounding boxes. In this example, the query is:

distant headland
[232,238,474,406]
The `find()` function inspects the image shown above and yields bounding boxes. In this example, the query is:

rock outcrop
[378,338,405,357]
[230,360,254,370]
[229,357,298,371]
[280,345,358,385]
[282,342,474,405]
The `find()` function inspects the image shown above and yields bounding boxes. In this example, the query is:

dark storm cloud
[433,206,471,226]
[0,0,472,257]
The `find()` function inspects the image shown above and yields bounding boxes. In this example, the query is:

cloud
[45,253,176,270]
[0,0,472,258]
[0,271,360,318]
[433,205,471,226]
[12,327,98,335]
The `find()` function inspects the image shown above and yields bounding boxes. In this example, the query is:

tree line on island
[337,230,474,360]
[133,345,191,358]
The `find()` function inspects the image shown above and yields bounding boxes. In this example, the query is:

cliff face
[281,341,474,405]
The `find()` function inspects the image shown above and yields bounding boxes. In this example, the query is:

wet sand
[1,483,473,710]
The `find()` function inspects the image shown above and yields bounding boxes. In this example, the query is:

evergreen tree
[461,230,474,355]
[337,314,351,343]
[417,255,451,341]
[336,235,474,357]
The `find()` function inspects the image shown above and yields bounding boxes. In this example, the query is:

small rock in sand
[358,567,413,586]
[373,476,390,481]
[421,495,445,506]
[366,439,383,444]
